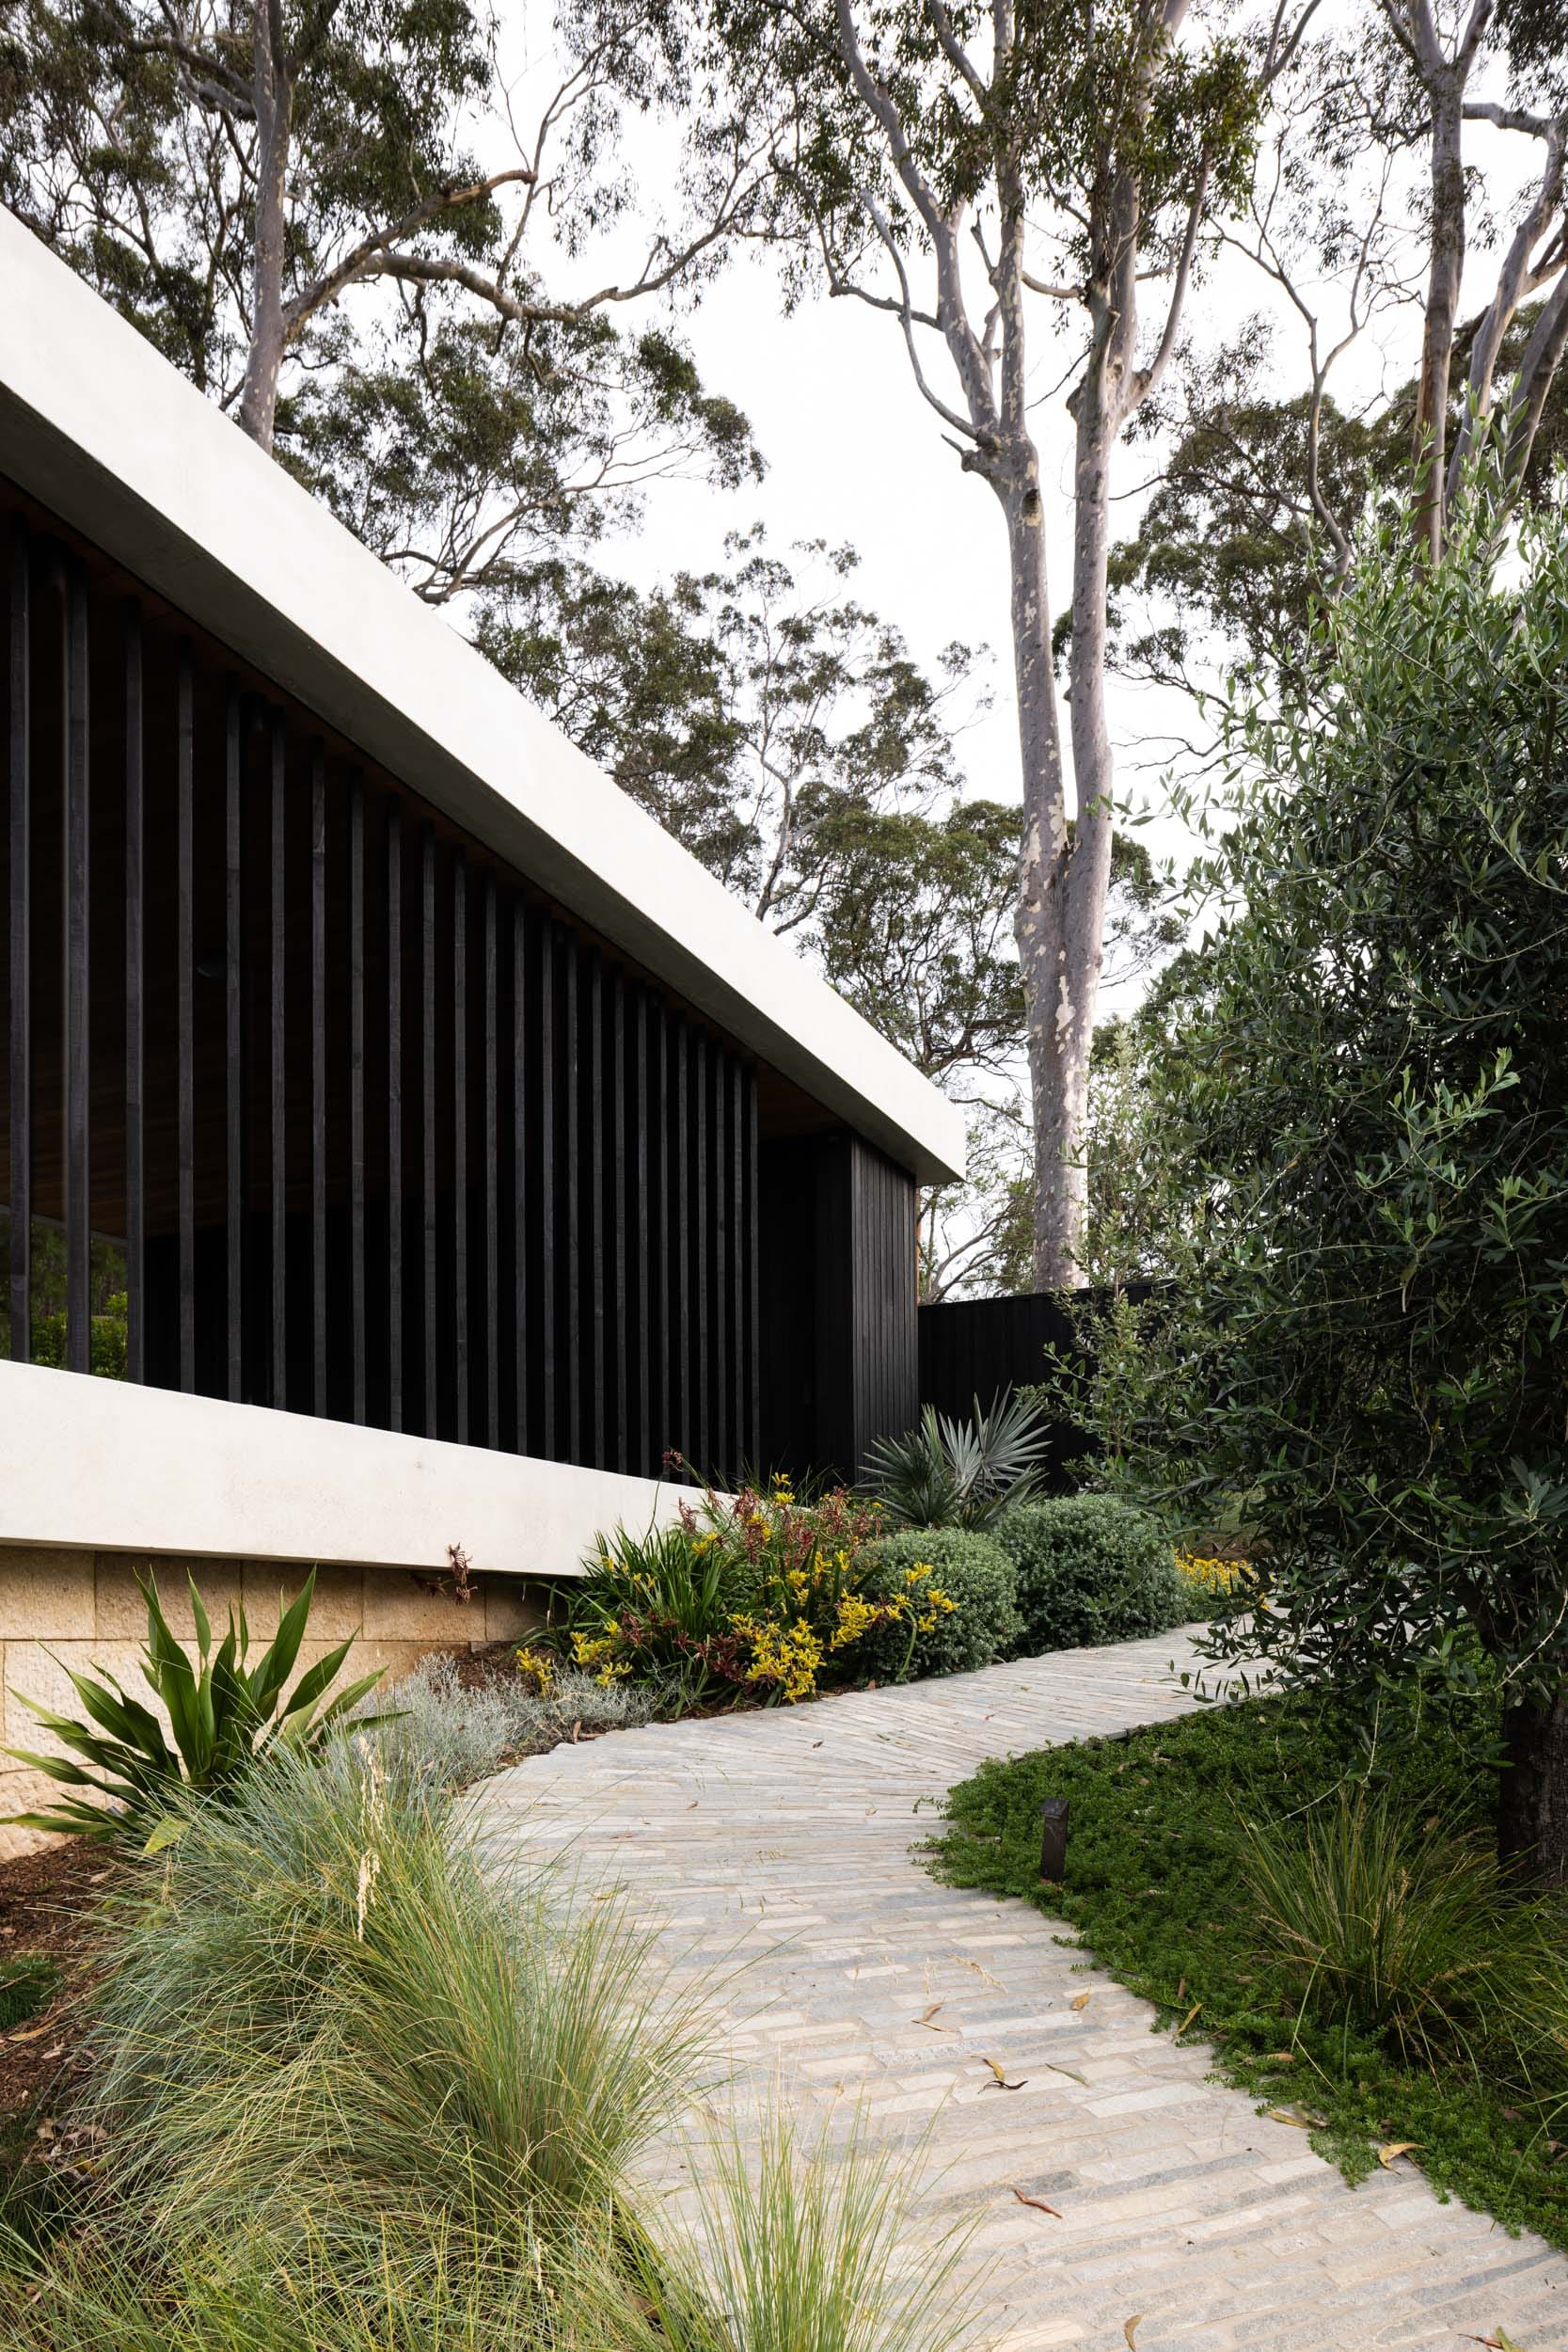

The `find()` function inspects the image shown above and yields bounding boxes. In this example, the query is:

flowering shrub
[567,1473,963,1708]
[1176,1551,1248,1615]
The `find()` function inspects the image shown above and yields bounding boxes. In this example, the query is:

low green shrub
[993,1497,1188,1656]
[857,1530,1018,1682]
[3,1567,385,1844]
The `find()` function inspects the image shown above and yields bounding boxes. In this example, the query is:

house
[0,210,963,1843]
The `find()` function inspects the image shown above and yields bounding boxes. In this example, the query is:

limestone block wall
[0,1545,542,1862]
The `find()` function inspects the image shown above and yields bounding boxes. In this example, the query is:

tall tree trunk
[1413,69,1465,557]
[1499,1690,1568,1883]
[238,5,293,452]
[1001,449,1079,1290]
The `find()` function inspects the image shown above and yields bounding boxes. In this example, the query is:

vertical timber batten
[420,821,436,1439]
[386,799,404,1432]
[123,602,144,1384]
[483,869,499,1450]
[269,710,287,1408]
[64,564,90,1377]
[175,641,194,1388]
[348,771,366,1422]
[452,845,468,1444]
[7,522,28,1366]
[225,682,243,1401]
[310,745,327,1416]
[512,891,530,1456]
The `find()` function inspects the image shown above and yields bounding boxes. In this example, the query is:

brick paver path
[477,1629,1568,2351]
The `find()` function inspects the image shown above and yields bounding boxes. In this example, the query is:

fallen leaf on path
[1377,2142,1421,2169]
[1175,2001,1202,2039]
[1046,2063,1088,2086]
[1266,2108,1316,2129]
[915,2002,953,2032]
[981,2056,1028,2091]
[1461,2332,1526,2350]
[1124,2317,1145,2350]
[1069,1992,1092,2011]
[1009,2185,1062,2218]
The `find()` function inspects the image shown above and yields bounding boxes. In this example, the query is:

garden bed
[932,1691,1568,2254]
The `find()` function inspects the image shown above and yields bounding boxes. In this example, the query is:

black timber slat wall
[916,1283,1164,1488]
[0,495,763,1487]
[759,1130,919,1483]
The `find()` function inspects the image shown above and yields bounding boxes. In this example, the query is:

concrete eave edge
[0,208,966,1186]
[0,1359,669,1574]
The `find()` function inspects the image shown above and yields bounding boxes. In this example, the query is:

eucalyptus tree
[1113,0,1568,675]
[682,0,1304,1283]
[1375,0,1568,551]
[479,527,989,932]
[0,0,766,587]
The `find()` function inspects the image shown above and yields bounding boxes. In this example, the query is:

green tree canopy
[0,0,762,580]
[1083,471,1568,1874]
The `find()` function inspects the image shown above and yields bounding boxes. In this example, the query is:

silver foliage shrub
[356,1652,652,1789]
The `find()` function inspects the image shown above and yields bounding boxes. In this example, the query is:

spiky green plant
[863,1392,1050,1532]
[1240,1783,1568,2085]
[3,1568,386,1844]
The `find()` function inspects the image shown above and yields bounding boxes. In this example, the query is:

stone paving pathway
[477,1629,1568,2352]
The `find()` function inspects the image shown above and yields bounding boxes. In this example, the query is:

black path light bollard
[1038,1797,1069,1883]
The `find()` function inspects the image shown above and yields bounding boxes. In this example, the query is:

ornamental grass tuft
[2,1725,976,2352]
[76,1736,711,2254]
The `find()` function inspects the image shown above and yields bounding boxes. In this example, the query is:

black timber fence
[917,1283,1164,1490]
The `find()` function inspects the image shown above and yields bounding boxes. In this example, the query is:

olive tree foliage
[1074,474,1568,1876]
[0,0,766,590]
[673,0,1299,1285]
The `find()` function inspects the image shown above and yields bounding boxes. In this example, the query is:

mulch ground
[0,1836,117,2130]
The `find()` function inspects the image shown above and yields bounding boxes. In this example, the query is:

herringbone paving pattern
[477,1630,1568,2350]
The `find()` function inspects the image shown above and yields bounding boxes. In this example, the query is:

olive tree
[1084,473,1568,1876]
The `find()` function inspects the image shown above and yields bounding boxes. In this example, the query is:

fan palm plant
[863,1391,1050,1531]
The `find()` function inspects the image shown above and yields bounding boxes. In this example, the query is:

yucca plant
[863,1392,1050,1532]
[2,1567,386,1845]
